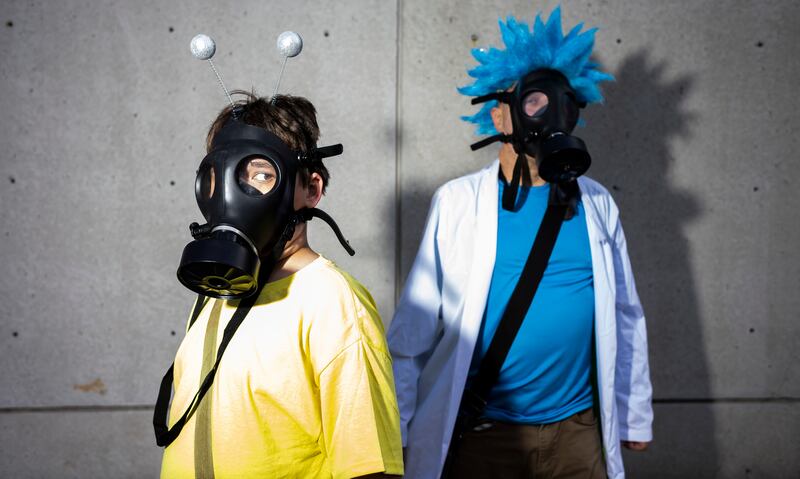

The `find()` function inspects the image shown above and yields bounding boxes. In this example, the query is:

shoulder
[578,175,614,199]
[293,258,373,311]
[435,161,496,203]
[294,258,386,349]
[426,160,497,226]
[578,175,620,221]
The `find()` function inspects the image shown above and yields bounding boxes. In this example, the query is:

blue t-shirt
[467,181,595,424]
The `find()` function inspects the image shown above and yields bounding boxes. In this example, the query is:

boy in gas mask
[388,8,652,479]
[158,93,403,478]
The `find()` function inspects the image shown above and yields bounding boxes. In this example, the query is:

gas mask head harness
[177,32,353,299]
[459,7,614,212]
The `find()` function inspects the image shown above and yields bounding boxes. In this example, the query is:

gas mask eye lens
[236,157,278,196]
[522,91,549,117]
[198,165,216,199]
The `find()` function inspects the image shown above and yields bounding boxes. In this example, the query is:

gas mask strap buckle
[297,207,355,256]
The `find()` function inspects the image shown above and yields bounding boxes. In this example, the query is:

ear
[302,172,324,209]
[490,103,507,134]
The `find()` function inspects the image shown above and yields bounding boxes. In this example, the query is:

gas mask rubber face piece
[177,118,300,299]
[506,68,590,184]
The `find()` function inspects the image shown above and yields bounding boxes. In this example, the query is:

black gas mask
[177,117,354,299]
[470,69,589,211]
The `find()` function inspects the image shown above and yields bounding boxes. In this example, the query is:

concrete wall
[0,0,797,477]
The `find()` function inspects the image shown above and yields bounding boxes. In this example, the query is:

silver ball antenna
[272,31,303,102]
[190,34,237,117]
[276,31,303,58]
[190,34,216,60]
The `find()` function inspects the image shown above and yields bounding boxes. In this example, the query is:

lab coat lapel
[442,161,500,454]
[579,178,622,477]
[459,160,499,348]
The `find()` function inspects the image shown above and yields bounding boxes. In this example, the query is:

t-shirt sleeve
[317,337,404,479]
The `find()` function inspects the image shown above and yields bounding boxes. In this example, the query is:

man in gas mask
[388,8,652,479]
[158,93,403,478]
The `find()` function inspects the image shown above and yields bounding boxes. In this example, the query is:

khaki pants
[449,407,607,479]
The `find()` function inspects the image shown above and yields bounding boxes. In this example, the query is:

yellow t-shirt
[161,257,403,479]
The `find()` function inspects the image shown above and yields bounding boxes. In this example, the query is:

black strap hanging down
[500,151,533,211]
[296,207,356,256]
[442,202,567,476]
[153,286,264,448]
[188,294,208,330]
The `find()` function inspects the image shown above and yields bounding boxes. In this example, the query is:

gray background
[1,0,798,477]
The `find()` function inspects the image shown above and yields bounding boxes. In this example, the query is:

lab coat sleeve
[610,208,654,443]
[387,189,445,446]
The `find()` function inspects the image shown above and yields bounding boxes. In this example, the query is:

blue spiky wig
[459,6,614,135]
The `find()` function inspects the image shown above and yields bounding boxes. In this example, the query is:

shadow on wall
[583,50,715,475]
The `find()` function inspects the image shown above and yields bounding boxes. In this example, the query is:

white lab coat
[388,160,653,479]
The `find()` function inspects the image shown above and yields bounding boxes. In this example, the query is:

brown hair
[206,91,330,192]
